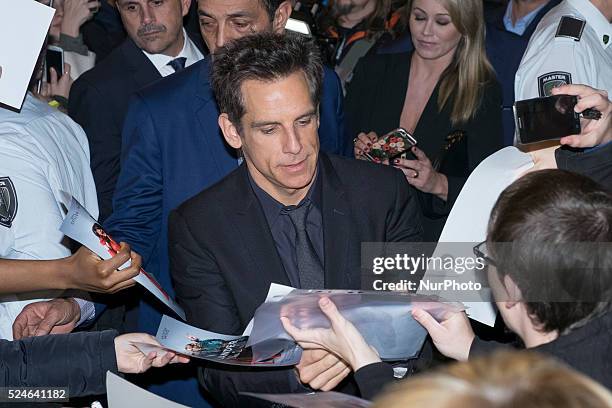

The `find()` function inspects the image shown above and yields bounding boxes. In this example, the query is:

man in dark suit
[69,0,204,224]
[169,32,423,407]
[105,0,345,331]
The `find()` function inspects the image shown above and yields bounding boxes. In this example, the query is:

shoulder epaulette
[555,15,585,41]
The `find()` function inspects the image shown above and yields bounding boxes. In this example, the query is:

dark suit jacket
[345,52,503,241]
[169,153,424,407]
[485,0,561,145]
[68,37,161,224]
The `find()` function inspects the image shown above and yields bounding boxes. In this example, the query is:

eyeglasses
[473,241,496,267]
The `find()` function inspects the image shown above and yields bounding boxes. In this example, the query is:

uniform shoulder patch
[555,16,585,41]
[0,177,18,228]
[537,71,572,97]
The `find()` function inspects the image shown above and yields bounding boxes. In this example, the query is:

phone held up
[513,94,602,144]
[45,45,64,83]
[363,128,417,163]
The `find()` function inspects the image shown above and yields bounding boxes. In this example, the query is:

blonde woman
[373,351,612,408]
[346,0,502,240]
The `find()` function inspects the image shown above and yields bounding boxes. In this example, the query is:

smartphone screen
[514,94,581,144]
[45,47,63,83]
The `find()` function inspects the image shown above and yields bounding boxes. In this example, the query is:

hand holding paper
[282,297,380,372]
[63,243,140,293]
[114,333,189,374]
[60,197,186,320]
[411,307,474,361]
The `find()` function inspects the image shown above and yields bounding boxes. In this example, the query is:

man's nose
[214,25,227,50]
[283,129,303,155]
[141,4,155,25]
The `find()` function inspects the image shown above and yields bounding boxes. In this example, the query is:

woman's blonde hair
[408,0,495,125]
[372,351,612,408]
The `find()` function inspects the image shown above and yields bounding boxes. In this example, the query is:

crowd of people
[0,0,611,407]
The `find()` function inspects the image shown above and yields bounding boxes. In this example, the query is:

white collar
[142,28,202,71]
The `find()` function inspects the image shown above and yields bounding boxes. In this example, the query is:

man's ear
[218,114,243,149]
[272,1,293,33]
[181,0,192,17]
[502,275,523,309]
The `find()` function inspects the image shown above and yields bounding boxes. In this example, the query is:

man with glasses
[414,169,612,388]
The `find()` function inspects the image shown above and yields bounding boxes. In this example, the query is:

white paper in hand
[106,372,189,408]
[0,0,55,110]
[60,196,186,320]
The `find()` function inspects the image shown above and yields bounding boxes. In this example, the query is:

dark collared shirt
[249,167,324,288]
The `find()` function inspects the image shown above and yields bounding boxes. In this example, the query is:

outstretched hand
[114,333,190,374]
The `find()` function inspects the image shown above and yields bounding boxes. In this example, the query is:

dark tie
[285,203,324,289]
[167,57,186,73]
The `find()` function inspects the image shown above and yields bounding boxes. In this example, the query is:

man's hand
[62,242,141,293]
[552,84,612,148]
[294,348,351,391]
[12,298,80,339]
[412,308,474,361]
[114,333,190,374]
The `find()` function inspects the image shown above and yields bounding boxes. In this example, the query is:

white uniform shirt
[142,29,204,77]
[515,0,612,100]
[0,94,98,339]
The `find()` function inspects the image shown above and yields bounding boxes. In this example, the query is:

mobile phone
[45,45,64,83]
[513,94,581,144]
[365,128,417,163]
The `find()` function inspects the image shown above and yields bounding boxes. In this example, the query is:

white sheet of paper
[0,0,55,110]
[106,371,188,408]
[420,147,534,326]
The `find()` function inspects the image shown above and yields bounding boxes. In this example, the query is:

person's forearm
[0,258,73,294]
[0,330,118,396]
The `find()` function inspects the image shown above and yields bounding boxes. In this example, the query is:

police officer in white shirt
[0,90,98,340]
[515,0,612,101]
